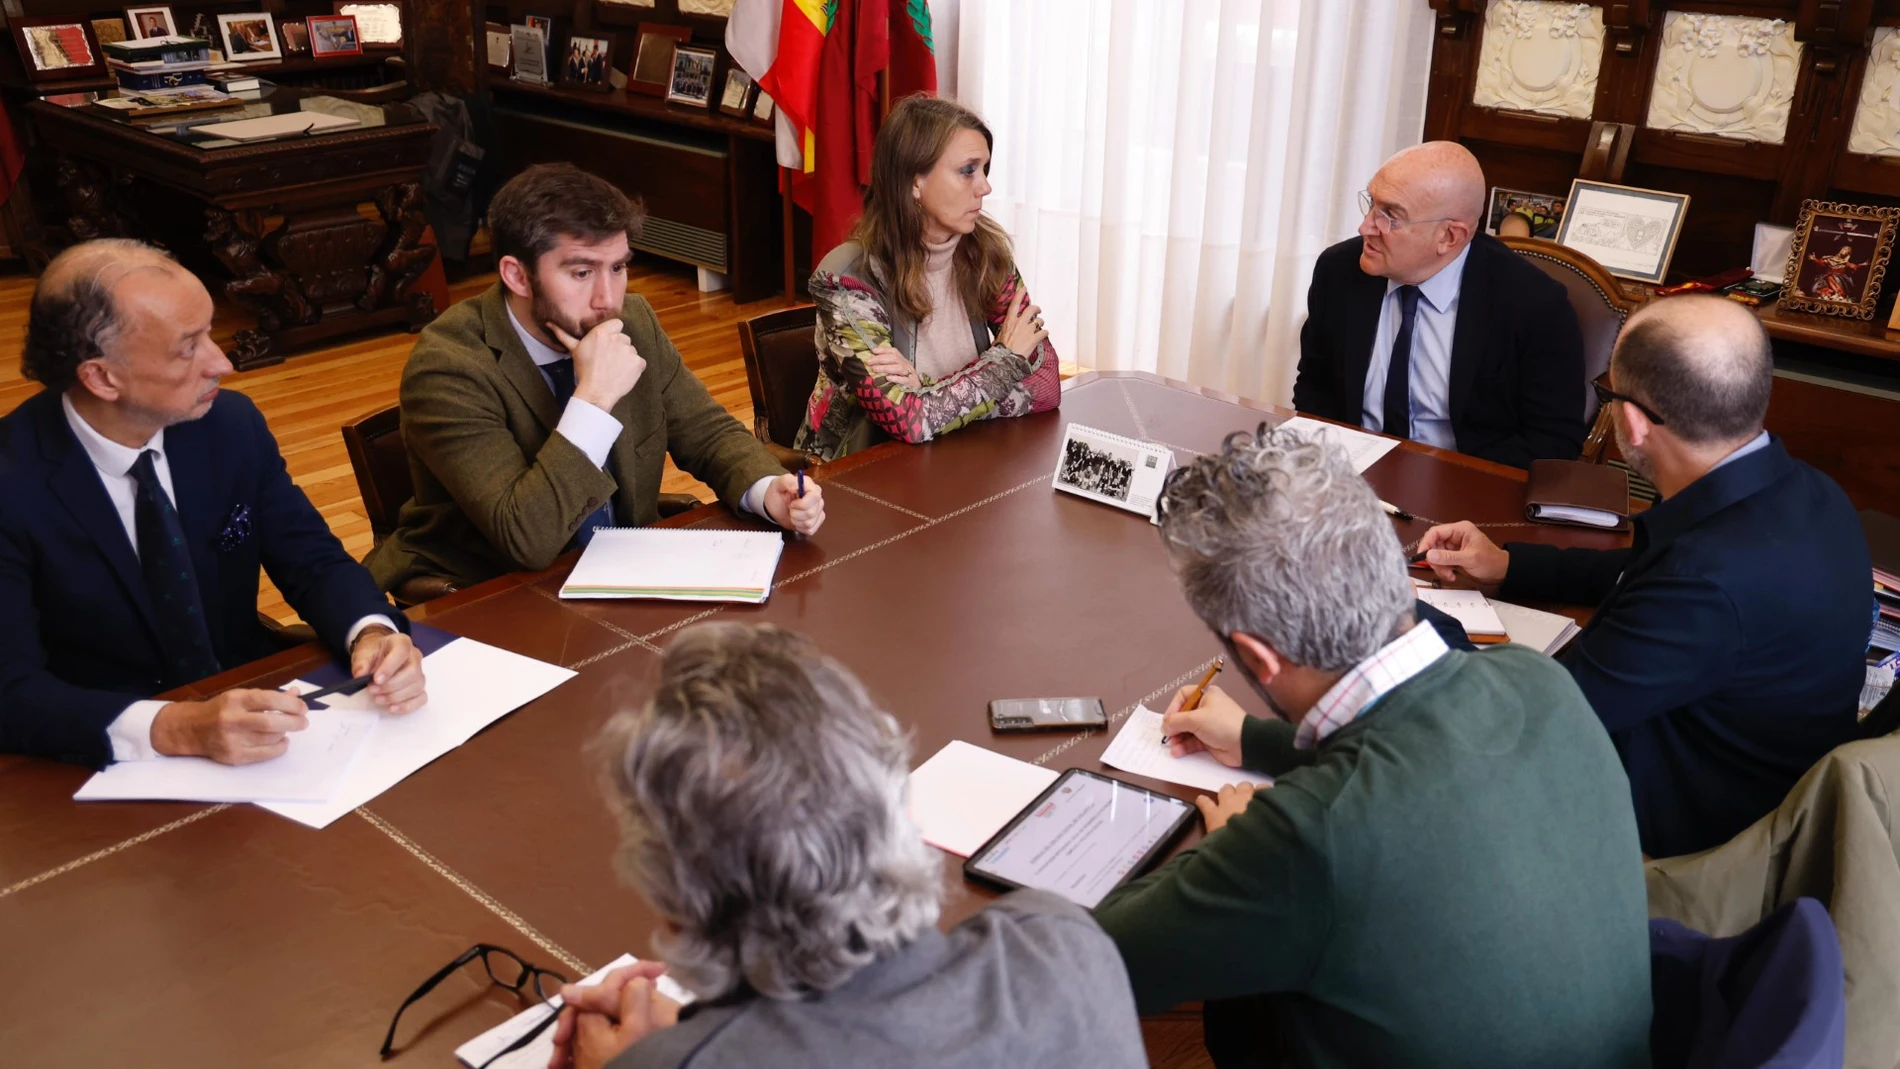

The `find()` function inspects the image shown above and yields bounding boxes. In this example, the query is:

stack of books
[1873,566,1899,665]
[103,35,213,91]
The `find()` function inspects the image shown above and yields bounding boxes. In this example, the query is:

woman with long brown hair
[794,96,1059,460]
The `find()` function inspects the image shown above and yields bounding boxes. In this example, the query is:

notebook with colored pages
[558,528,785,602]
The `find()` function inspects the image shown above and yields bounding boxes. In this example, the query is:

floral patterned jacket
[793,241,1062,461]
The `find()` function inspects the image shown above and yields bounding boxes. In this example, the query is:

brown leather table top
[0,373,1626,1066]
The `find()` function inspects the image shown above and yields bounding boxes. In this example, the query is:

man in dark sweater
[1094,426,1651,1069]
[1418,296,1869,858]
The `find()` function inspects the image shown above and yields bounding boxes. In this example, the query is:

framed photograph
[124,6,176,40]
[1554,179,1691,285]
[666,44,716,107]
[186,11,214,43]
[306,15,363,58]
[484,21,510,72]
[1781,200,1900,321]
[523,14,556,77]
[10,18,106,83]
[91,19,129,47]
[1051,424,1175,519]
[1485,186,1565,239]
[630,22,689,96]
[718,67,753,117]
[509,24,547,84]
[752,89,774,123]
[280,19,310,56]
[332,2,401,48]
[217,13,280,62]
[560,33,614,92]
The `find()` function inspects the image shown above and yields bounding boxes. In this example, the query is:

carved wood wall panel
[1644,12,1804,144]
[1848,25,1900,156]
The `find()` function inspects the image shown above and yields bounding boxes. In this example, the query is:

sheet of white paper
[1274,417,1401,474]
[261,638,575,829]
[907,740,1059,857]
[1416,588,1508,637]
[1489,599,1582,655]
[74,704,377,803]
[1101,706,1267,793]
[454,953,694,1069]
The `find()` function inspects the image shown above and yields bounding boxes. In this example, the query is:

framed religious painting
[1781,200,1900,321]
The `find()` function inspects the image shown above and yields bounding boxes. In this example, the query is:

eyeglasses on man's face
[381,943,570,1064]
[1357,190,1455,236]
[1592,379,1667,425]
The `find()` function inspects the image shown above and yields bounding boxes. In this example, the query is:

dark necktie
[130,450,221,687]
[542,358,615,549]
[1382,284,1421,441]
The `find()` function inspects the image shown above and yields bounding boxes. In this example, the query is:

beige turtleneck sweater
[914,235,980,382]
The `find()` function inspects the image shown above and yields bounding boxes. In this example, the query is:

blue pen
[797,469,806,498]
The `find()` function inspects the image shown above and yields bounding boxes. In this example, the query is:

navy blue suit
[0,388,405,768]
[1500,437,1869,858]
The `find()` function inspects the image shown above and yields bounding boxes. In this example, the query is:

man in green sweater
[1094,426,1651,1068]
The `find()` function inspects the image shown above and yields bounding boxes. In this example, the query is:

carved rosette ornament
[1472,0,1605,119]
[1847,27,1900,158]
[1644,12,1803,144]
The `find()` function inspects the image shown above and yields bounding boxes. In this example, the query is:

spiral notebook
[558,528,785,602]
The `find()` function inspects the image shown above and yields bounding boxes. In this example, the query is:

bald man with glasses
[1293,142,1587,468]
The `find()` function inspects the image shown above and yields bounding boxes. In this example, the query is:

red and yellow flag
[758,0,836,174]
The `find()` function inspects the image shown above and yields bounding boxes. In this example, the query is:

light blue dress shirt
[1360,243,1470,451]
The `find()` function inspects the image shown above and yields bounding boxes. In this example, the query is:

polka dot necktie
[130,450,221,688]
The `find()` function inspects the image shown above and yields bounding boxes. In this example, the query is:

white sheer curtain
[955,0,1435,405]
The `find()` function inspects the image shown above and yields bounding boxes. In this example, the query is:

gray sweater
[611,889,1146,1069]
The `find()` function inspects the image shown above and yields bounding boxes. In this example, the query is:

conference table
[0,372,1627,1067]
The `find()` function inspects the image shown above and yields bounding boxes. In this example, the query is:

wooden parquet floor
[0,256,792,623]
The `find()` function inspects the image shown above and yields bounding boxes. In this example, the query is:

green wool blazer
[366,284,785,590]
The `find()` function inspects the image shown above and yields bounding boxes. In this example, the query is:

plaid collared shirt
[1293,622,1451,749]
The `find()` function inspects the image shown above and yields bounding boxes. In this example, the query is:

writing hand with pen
[1159,664,1261,833]
[146,625,426,765]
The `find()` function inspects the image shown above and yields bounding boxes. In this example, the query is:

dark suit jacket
[1293,234,1586,468]
[0,389,405,768]
[365,285,785,590]
[1500,438,1870,858]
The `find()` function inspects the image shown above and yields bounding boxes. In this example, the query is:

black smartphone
[988,697,1108,732]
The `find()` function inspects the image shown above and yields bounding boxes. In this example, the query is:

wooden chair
[1501,236,1646,464]
[341,405,702,607]
[736,305,823,470]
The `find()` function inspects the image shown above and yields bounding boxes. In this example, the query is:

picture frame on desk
[666,44,716,108]
[1554,179,1689,286]
[630,23,689,97]
[752,89,774,123]
[123,6,176,41]
[485,21,511,73]
[90,19,128,48]
[719,68,753,117]
[280,20,311,57]
[11,18,107,83]
[217,13,281,63]
[1485,186,1564,239]
[1781,200,1899,322]
[509,24,548,84]
[560,33,615,93]
[307,15,364,58]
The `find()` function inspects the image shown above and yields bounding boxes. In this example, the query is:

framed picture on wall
[1781,200,1900,321]
[10,18,106,82]
[719,68,752,117]
[124,6,176,41]
[1554,179,1690,285]
[560,33,615,92]
[666,44,716,108]
[217,12,281,62]
[630,22,689,97]
[307,15,364,57]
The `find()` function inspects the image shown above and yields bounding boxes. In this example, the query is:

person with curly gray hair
[549,622,1145,1069]
[1092,426,1652,1069]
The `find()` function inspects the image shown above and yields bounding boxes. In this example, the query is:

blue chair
[1649,898,1846,1068]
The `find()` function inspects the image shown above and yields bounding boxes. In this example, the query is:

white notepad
[907,741,1059,857]
[1489,599,1582,655]
[1416,588,1509,641]
[559,528,785,602]
[191,111,358,141]
[1101,705,1268,793]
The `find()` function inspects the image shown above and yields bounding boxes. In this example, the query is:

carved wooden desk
[26,90,438,368]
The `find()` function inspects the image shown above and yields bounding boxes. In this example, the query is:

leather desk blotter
[1525,460,1631,531]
